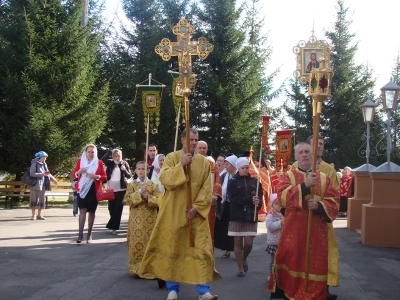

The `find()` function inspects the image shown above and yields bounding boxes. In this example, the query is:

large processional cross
[155,18,213,247]
[155,18,213,89]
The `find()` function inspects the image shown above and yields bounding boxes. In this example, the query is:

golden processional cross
[155,18,213,247]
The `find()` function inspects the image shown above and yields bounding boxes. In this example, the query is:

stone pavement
[0,207,399,300]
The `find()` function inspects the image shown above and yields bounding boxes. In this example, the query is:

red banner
[262,116,271,153]
[275,129,292,173]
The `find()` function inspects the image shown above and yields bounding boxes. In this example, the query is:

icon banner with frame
[293,35,332,83]
[142,90,161,134]
[302,48,324,76]
[275,130,293,172]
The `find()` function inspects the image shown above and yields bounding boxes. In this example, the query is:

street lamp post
[381,79,400,164]
[361,79,400,248]
[360,100,378,165]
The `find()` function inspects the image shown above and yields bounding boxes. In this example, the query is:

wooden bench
[0,181,73,209]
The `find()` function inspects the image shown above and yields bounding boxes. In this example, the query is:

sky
[102,0,400,109]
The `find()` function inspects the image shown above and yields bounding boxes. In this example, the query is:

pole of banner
[183,82,194,247]
[145,113,150,174]
[304,54,333,291]
[305,98,324,290]
[253,149,263,221]
[174,103,181,152]
[253,106,268,221]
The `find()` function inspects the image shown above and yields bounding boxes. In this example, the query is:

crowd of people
[26,130,354,300]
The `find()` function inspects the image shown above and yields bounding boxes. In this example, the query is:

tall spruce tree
[324,0,377,168]
[0,0,109,177]
[283,79,313,144]
[98,0,190,162]
[194,0,275,156]
[283,0,380,168]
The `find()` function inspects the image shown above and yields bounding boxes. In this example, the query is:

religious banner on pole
[275,129,293,172]
[141,88,162,134]
[133,75,165,134]
[262,115,271,153]
[170,72,186,122]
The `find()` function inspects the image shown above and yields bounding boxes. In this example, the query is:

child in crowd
[266,193,284,280]
[124,161,160,279]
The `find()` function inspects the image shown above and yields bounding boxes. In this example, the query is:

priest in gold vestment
[269,142,339,300]
[139,129,220,300]
[125,161,160,279]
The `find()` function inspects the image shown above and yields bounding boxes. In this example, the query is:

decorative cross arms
[155,18,213,85]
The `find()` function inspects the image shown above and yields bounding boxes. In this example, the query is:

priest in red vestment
[268,142,339,300]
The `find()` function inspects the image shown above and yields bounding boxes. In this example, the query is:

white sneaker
[199,292,218,300]
[167,291,178,300]
[30,215,36,220]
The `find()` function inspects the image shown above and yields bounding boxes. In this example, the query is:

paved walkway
[0,207,399,300]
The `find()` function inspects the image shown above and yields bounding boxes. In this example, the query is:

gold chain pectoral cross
[155,18,213,247]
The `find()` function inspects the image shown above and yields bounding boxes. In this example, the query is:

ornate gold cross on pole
[155,18,213,247]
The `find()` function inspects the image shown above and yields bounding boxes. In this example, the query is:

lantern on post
[380,79,400,165]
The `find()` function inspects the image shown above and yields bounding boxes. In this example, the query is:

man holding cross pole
[139,128,220,300]
[268,142,339,300]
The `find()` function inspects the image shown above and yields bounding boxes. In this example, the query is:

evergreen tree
[99,0,190,162]
[323,0,376,168]
[283,79,313,143]
[283,0,380,168]
[194,0,276,156]
[0,0,109,177]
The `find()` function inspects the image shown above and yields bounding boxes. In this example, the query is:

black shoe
[327,292,337,300]
[157,279,166,288]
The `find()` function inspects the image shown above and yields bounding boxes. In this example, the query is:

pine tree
[323,0,377,168]
[193,0,276,156]
[98,0,191,162]
[0,0,109,177]
[283,79,313,143]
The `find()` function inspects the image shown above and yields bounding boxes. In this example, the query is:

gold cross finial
[155,18,213,89]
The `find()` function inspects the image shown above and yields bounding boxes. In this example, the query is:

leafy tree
[0,0,109,177]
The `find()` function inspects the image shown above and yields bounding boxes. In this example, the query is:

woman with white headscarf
[72,144,107,243]
[214,155,237,258]
[227,157,263,277]
[150,154,165,193]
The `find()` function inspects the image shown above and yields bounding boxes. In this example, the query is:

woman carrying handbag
[102,149,132,235]
[72,144,107,243]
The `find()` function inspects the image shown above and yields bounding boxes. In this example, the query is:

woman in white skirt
[227,157,263,277]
